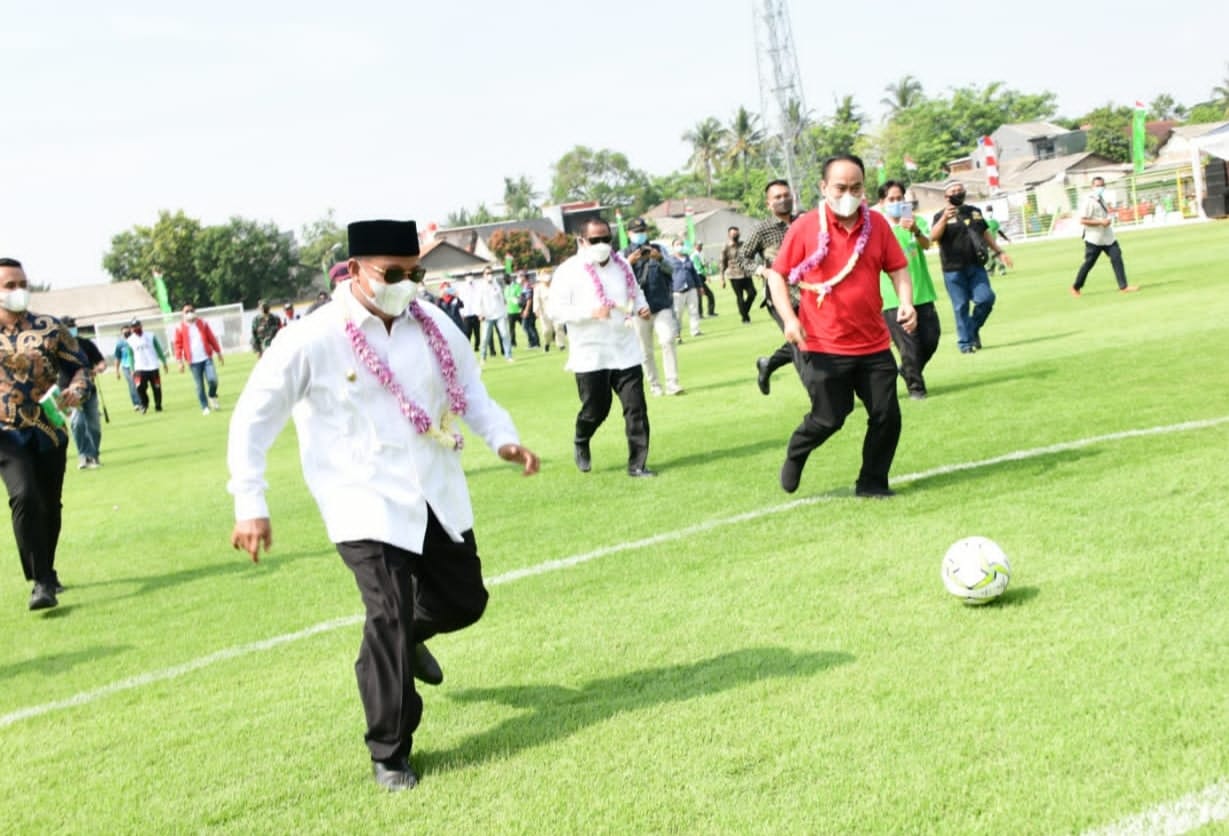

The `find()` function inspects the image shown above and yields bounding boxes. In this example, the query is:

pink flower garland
[583,252,639,314]
[344,300,468,451]
[787,203,873,303]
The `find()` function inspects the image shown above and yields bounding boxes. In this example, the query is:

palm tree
[881,75,924,116]
[502,175,540,220]
[682,117,728,197]
[1213,62,1229,115]
[724,107,765,193]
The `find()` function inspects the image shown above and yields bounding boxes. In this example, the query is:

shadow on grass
[991,585,1040,607]
[927,365,1058,398]
[977,331,1081,350]
[421,646,853,773]
[69,549,324,602]
[655,437,784,471]
[896,447,1101,495]
[0,644,131,680]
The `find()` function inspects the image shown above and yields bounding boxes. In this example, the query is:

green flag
[614,210,629,250]
[504,254,513,275]
[876,160,887,187]
[684,206,697,251]
[152,269,172,313]
[1132,101,1147,174]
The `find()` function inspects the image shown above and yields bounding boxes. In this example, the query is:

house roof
[645,197,736,219]
[998,151,1119,189]
[30,280,161,327]
[1168,120,1229,139]
[996,121,1070,140]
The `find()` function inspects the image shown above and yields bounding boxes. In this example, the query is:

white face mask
[1,288,30,313]
[827,193,862,218]
[585,242,612,265]
[362,275,420,316]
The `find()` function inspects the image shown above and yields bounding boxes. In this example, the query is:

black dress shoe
[627,467,657,478]
[855,485,896,499]
[29,583,58,611]
[574,442,591,473]
[780,459,804,494]
[372,758,419,791]
[756,357,771,396]
[413,642,443,686]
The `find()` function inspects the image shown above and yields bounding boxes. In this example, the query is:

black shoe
[780,457,806,494]
[29,583,58,611]
[855,485,896,499]
[972,336,982,350]
[574,442,591,473]
[756,357,771,396]
[413,642,443,686]
[372,758,419,791]
[627,467,657,478]
[50,572,65,594]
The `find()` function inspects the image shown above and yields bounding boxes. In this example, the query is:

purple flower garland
[344,300,467,450]
[583,252,639,314]
[787,203,873,302]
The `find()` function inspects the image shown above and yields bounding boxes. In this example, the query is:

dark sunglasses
[584,235,613,245]
[365,262,426,284]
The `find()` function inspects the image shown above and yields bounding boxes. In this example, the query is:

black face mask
[948,193,966,207]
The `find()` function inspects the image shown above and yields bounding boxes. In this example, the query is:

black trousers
[883,302,941,396]
[789,350,902,493]
[763,296,800,376]
[1073,240,1129,290]
[729,277,757,322]
[0,434,66,585]
[464,316,480,351]
[574,365,650,470]
[699,281,716,316]
[134,368,163,411]
[336,508,488,763]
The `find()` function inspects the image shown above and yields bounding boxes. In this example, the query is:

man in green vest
[878,181,941,400]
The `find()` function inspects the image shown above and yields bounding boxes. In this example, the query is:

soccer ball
[941,536,1011,605]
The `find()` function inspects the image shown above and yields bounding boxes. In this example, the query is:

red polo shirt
[772,205,907,355]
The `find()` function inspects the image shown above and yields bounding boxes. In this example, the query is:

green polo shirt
[881,216,937,309]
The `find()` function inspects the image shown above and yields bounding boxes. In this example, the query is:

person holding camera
[930,180,1011,354]
[878,181,940,400]
[623,217,683,396]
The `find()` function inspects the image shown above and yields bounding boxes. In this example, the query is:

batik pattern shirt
[0,312,88,447]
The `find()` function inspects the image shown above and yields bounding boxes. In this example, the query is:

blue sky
[4,0,1225,288]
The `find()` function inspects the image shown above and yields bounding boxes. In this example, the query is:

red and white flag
[980,136,1000,192]
[903,155,918,172]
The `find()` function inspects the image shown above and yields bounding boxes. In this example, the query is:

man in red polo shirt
[765,154,917,497]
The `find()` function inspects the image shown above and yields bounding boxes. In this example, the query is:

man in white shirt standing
[227,219,540,792]
[547,218,656,477]
[126,318,169,413]
[1071,176,1140,297]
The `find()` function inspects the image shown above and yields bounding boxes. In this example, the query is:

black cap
[627,217,648,232]
[348,220,420,257]
[61,316,77,327]
[129,318,141,326]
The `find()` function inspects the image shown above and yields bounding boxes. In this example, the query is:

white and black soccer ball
[941,536,1011,605]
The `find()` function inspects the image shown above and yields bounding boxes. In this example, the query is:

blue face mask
[68,327,79,337]
[629,232,648,246]
[884,202,906,219]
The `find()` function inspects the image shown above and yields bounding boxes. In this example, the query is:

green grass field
[3,222,1228,834]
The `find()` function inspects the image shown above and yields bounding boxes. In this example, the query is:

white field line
[2,414,1227,732]
[1081,778,1229,836]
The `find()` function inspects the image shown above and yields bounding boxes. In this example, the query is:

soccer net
[90,303,246,360]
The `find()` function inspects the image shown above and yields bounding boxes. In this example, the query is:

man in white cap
[227,219,540,791]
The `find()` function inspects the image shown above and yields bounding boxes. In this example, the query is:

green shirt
[504,282,523,315]
[880,216,937,309]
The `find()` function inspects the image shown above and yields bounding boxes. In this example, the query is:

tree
[502,175,541,220]
[487,228,549,270]
[1082,104,1134,163]
[881,75,924,115]
[723,106,764,193]
[1149,93,1187,121]
[1187,101,1228,124]
[681,117,728,196]
[102,209,205,309]
[549,146,655,214]
[193,218,299,307]
[298,210,347,289]
[1212,62,1229,116]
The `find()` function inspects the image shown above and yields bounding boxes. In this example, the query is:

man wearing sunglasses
[228,219,540,792]
[547,218,656,477]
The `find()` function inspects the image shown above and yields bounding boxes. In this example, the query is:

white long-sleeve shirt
[546,253,648,374]
[226,281,520,550]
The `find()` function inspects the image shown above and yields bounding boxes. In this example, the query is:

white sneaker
[202,407,211,415]
[208,397,220,410]
[650,385,664,397]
